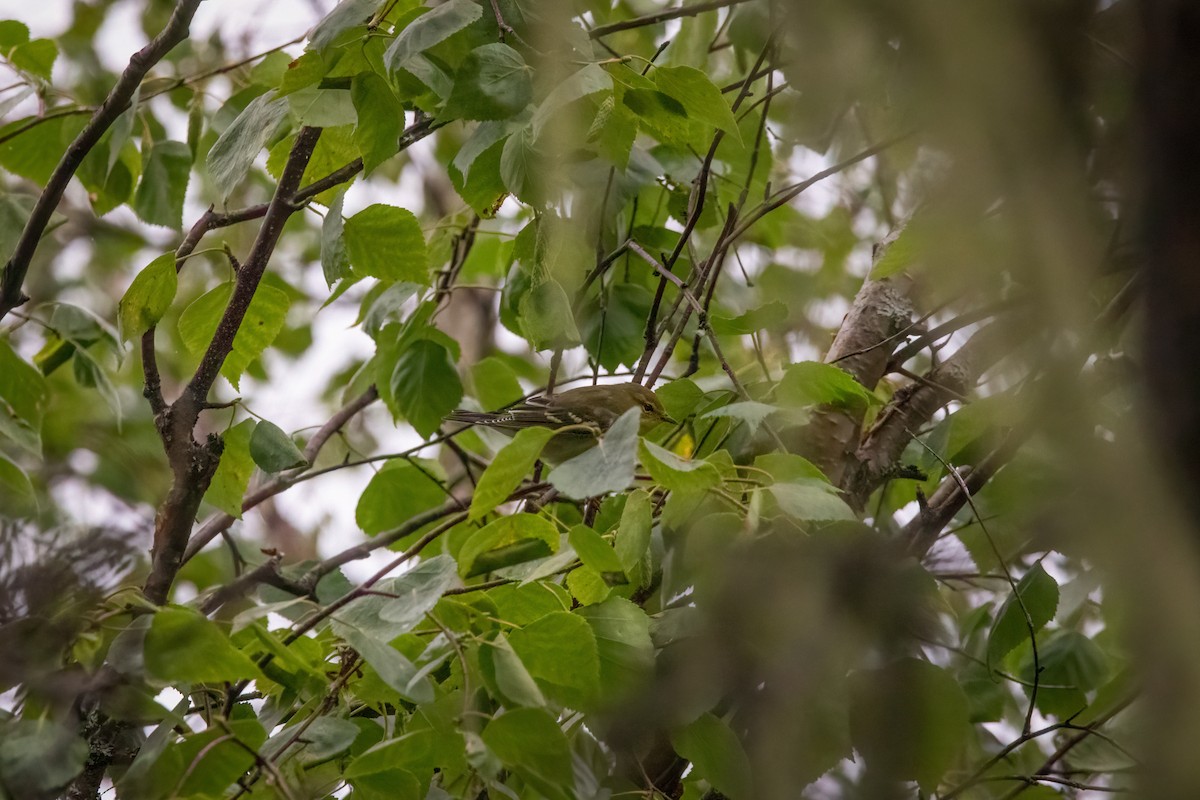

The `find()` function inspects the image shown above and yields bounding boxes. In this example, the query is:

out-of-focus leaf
[133,140,191,229]
[671,713,753,799]
[207,91,288,200]
[444,43,532,121]
[849,658,969,791]
[144,607,266,683]
[481,708,573,800]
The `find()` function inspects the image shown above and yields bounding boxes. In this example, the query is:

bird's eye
[643,402,655,412]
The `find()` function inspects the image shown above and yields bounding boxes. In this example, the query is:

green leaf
[1020,630,1109,718]
[710,301,788,334]
[568,525,625,578]
[777,361,877,411]
[0,719,88,795]
[671,713,753,799]
[640,440,721,492]
[0,453,35,515]
[118,253,177,342]
[278,51,327,98]
[0,113,87,186]
[481,708,574,800]
[0,338,47,438]
[385,0,482,71]
[869,224,922,280]
[179,282,291,389]
[589,94,637,169]
[205,419,255,518]
[470,355,523,410]
[377,555,461,629]
[144,607,266,683]
[531,63,612,137]
[576,597,654,697]
[133,140,191,229]
[615,489,652,587]
[444,43,532,121]
[508,611,601,708]
[469,427,555,521]
[207,90,288,200]
[549,407,639,499]
[519,278,580,350]
[344,203,429,282]
[356,459,449,534]
[458,514,559,577]
[0,21,30,48]
[479,633,547,707]
[500,125,537,202]
[579,282,653,370]
[754,452,831,484]
[701,400,782,434]
[768,481,856,522]
[352,72,404,174]
[567,566,613,606]
[653,65,741,141]
[10,38,57,81]
[987,562,1059,667]
[655,378,705,422]
[333,620,434,702]
[346,727,464,783]
[321,188,350,286]
[389,338,462,437]
[849,658,969,790]
[310,0,387,51]
[249,420,308,473]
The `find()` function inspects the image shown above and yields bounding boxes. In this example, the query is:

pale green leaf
[118,253,177,342]
[549,407,639,499]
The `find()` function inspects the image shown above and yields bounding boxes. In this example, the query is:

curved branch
[0,0,204,321]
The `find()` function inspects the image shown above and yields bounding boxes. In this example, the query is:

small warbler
[446,382,676,464]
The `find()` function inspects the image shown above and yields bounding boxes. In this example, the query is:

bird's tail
[445,410,503,427]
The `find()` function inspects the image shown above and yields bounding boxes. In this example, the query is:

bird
[445,382,676,464]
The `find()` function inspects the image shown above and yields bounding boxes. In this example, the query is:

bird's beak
[660,413,678,426]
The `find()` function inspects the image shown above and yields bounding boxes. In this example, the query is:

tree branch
[588,0,752,39]
[0,0,204,321]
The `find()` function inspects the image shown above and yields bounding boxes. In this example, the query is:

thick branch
[844,317,1024,507]
[0,0,203,321]
[793,230,915,484]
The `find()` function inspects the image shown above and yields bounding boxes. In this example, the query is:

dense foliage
[3,0,1197,798]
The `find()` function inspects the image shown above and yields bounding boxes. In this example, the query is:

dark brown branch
[198,554,310,615]
[142,129,322,607]
[0,0,204,321]
[588,0,752,39]
[900,429,1028,559]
